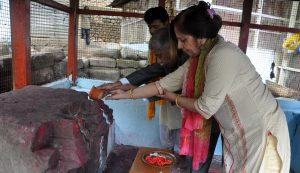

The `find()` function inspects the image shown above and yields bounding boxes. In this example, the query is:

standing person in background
[106,1,290,173]
[81,6,91,45]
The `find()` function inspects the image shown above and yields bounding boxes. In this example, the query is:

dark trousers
[192,118,221,173]
[81,28,90,45]
[172,118,221,173]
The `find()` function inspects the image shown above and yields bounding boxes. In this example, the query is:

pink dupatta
[179,38,218,170]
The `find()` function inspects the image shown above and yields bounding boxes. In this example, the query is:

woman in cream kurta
[107,2,290,172]
[158,36,290,172]
[108,36,290,172]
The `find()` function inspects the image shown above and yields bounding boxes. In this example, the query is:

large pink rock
[0,86,113,173]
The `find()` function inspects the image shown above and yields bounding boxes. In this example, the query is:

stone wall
[80,0,120,43]
[30,0,168,45]
[91,16,122,43]
[0,47,89,93]
[80,0,111,8]
[30,47,88,85]
[0,42,149,93]
[83,43,149,81]
[81,0,159,44]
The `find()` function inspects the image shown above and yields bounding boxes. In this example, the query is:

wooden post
[10,0,31,89]
[67,0,79,82]
[238,0,253,53]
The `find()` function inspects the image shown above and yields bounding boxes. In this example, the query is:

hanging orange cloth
[147,49,166,120]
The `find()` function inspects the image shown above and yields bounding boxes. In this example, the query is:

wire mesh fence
[77,0,157,82]
[30,1,69,85]
[249,0,300,98]
[77,13,150,81]
[0,0,12,93]
[1,0,299,98]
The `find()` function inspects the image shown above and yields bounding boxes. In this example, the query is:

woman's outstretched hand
[105,89,127,100]
[158,89,177,102]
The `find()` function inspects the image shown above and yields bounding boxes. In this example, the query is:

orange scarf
[147,49,166,120]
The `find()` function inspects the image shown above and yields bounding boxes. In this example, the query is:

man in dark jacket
[97,8,186,160]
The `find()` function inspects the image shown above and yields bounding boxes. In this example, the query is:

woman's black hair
[173,1,222,39]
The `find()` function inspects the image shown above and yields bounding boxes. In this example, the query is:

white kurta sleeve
[195,43,242,119]
[159,60,190,92]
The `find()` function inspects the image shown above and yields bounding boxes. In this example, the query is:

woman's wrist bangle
[175,94,182,108]
[129,89,134,99]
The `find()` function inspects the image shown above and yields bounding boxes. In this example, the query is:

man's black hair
[144,6,169,25]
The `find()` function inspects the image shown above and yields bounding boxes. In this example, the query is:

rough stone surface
[0,86,113,173]
[31,38,68,51]
[116,59,140,69]
[40,47,66,62]
[89,57,116,68]
[88,68,120,81]
[53,61,67,79]
[120,47,148,60]
[91,16,122,43]
[90,47,120,59]
[32,67,55,85]
[31,52,55,70]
